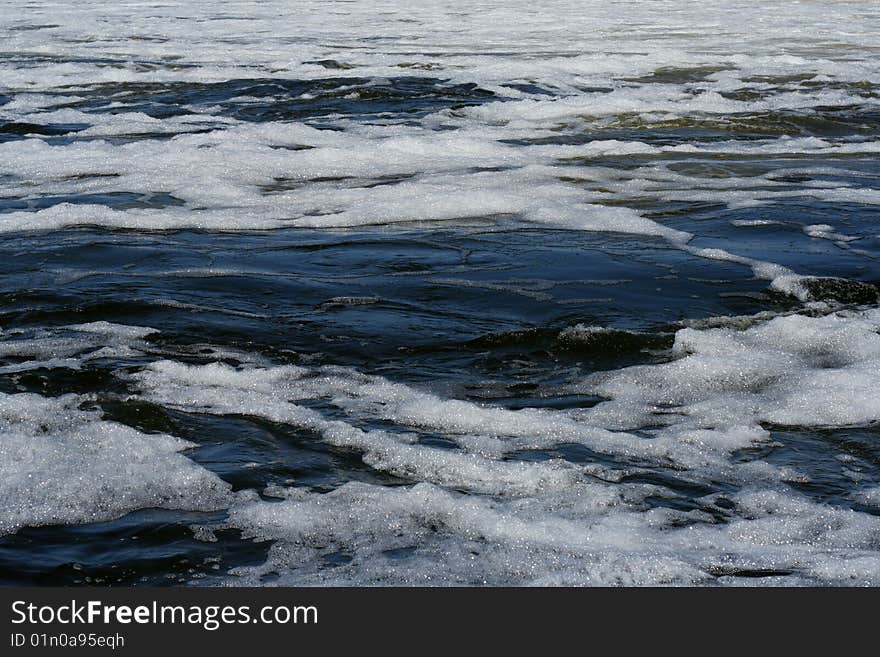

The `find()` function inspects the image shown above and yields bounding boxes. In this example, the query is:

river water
[1,1,879,585]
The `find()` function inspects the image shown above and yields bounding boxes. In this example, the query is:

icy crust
[0,392,231,536]
[122,308,880,585]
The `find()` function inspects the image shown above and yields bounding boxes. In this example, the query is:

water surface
[1,1,879,586]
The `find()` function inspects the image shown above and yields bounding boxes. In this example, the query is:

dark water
[1,217,878,583]
[2,2,880,586]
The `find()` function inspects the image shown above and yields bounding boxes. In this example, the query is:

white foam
[804,223,860,243]
[1,313,877,584]
[123,307,880,585]
[586,308,880,429]
[4,0,880,585]
[132,360,619,496]
[0,321,158,371]
[222,479,880,586]
[0,391,231,536]
[2,1,879,301]
[0,323,235,535]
